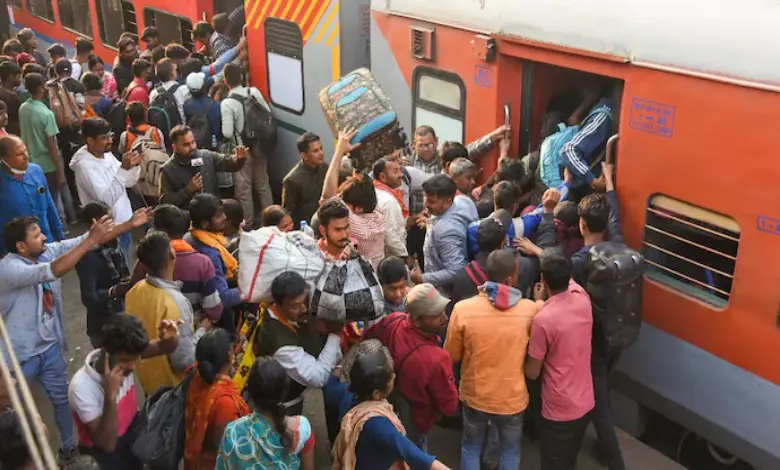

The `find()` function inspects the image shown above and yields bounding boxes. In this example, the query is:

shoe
[58,447,79,466]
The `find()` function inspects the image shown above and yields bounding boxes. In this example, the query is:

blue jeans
[19,344,77,452]
[118,231,133,265]
[462,405,524,470]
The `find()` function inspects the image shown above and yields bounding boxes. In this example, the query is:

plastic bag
[238,227,325,303]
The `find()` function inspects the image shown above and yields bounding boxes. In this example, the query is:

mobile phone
[98,349,118,375]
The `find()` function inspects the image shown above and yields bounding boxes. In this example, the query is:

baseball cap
[406,283,450,318]
[186,72,206,92]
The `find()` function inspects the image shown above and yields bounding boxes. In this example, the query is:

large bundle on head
[310,255,384,322]
[319,68,408,172]
[237,227,325,303]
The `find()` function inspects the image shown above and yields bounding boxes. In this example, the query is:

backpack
[130,127,170,199]
[131,371,194,467]
[185,97,217,150]
[46,80,82,128]
[106,86,135,153]
[584,241,645,352]
[228,90,277,154]
[539,104,612,188]
[149,84,182,149]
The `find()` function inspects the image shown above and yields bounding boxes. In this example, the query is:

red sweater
[366,312,458,433]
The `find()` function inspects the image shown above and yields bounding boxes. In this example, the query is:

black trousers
[540,412,590,470]
[591,351,626,470]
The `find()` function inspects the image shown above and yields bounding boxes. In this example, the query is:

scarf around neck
[374,180,409,218]
[190,229,238,280]
[332,399,409,470]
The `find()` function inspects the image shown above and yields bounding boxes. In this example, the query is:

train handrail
[0,311,58,469]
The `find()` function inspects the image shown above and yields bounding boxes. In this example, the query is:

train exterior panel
[370,0,780,467]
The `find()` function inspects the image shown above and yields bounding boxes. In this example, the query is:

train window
[143,9,194,51]
[642,195,740,309]
[59,0,93,37]
[265,18,304,114]
[412,67,466,143]
[29,0,55,21]
[9,0,22,9]
[96,0,138,48]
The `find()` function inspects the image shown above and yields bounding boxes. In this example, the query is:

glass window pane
[29,0,55,21]
[96,0,138,48]
[643,195,739,309]
[143,9,193,50]
[418,74,462,111]
[265,18,304,114]
[59,0,93,36]
[415,107,463,144]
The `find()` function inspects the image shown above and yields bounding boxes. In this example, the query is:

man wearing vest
[253,271,343,416]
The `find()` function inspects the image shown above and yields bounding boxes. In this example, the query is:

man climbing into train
[559,82,615,201]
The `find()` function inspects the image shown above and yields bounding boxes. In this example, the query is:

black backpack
[185,97,216,150]
[585,241,645,352]
[149,84,182,149]
[131,371,195,467]
[229,90,277,154]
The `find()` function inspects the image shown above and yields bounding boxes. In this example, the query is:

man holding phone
[159,125,248,209]
[69,313,179,470]
[70,117,142,262]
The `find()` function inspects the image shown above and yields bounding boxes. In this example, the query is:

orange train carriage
[7,0,245,66]
[367,0,780,468]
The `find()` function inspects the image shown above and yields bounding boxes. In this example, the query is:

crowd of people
[0,15,632,470]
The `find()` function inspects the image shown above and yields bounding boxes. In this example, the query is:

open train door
[243,0,371,201]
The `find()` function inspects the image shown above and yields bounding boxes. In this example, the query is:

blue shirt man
[0,135,63,253]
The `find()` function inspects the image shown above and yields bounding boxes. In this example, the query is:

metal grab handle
[0,313,58,469]
[504,104,511,127]
[589,133,619,170]
[605,134,619,165]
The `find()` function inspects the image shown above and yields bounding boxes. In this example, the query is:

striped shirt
[409,134,495,214]
[323,196,386,268]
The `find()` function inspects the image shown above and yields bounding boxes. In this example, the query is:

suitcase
[320,68,407,171]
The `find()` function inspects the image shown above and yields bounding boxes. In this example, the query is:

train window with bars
[265,18,304,115]
[412,67,466,144]
[96,0,138,48]
[59,0,93,37]
[29,0,55,21]
[642,195,739,309]
[143,9,194,51]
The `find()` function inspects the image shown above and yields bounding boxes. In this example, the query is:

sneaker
[58,446,79,466]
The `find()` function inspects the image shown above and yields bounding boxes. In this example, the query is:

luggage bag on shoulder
[319,68,407,171]
[585,241,645,351]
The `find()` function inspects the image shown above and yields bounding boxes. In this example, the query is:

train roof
[373,0,780,86]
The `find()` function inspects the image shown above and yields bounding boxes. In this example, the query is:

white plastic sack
[310,256,384,322]
[238,227,325,303]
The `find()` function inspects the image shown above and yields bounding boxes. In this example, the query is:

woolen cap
[406,283,450,317]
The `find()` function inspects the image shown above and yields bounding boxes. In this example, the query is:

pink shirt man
[528,279,595,421]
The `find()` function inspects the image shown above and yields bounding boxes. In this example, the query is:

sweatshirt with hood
[422,195,477,294]
[444,281,541,415]
[69,146,140,224]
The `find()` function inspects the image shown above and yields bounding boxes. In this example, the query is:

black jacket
[75,244,130,338]
[159,150,245,209]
